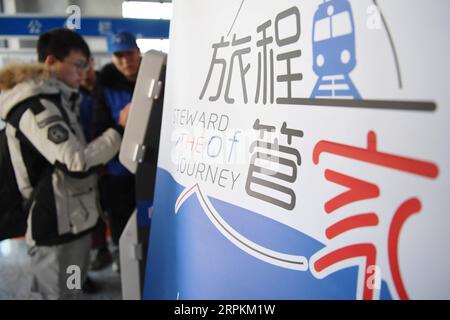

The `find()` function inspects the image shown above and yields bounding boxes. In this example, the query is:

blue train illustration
[311,0,361,99]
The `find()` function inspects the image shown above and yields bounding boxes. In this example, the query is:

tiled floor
[0,239,122,300]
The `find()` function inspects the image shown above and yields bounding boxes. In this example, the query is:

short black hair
[37,28,91,63]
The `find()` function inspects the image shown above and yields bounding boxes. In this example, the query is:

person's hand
[118,103,131,128]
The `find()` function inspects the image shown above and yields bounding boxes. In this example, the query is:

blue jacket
[95,63,134,177]
[79,86,94,141]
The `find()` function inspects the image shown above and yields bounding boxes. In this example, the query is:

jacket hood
[0,64,76,120]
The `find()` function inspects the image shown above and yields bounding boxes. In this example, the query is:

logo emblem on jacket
[48,124,69,144]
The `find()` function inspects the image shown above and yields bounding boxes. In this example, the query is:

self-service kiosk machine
[118,50,166,300]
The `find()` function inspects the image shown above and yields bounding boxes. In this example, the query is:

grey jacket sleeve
[17,99,122,174]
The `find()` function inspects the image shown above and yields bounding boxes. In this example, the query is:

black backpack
[0,124,28,240]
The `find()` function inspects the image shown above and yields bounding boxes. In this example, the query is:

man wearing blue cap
[94,31,142,272]
[106,30,142,82]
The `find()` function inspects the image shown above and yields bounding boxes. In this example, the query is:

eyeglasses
[64,59,89,72]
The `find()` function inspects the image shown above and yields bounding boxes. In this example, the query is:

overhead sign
[0,16,169,38]
[144,0,450,300]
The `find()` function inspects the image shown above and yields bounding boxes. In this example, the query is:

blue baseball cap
[107,31,138,54]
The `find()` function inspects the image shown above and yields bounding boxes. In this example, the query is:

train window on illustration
[314,17,331,42]
[332,12,352,38]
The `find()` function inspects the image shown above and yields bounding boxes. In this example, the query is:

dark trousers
[91,219,108,249]
[100,175,135,246]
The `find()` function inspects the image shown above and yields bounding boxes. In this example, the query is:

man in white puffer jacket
[0,29,127,299]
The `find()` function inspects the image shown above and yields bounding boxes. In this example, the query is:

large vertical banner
[144,0,450,300]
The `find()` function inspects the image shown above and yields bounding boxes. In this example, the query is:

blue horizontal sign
[0,16,170,38]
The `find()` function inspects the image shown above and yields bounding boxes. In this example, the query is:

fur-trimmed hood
[0,63,51,91]
[0,63,71,120]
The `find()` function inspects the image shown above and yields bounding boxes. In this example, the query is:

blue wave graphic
[143,168,391,299]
